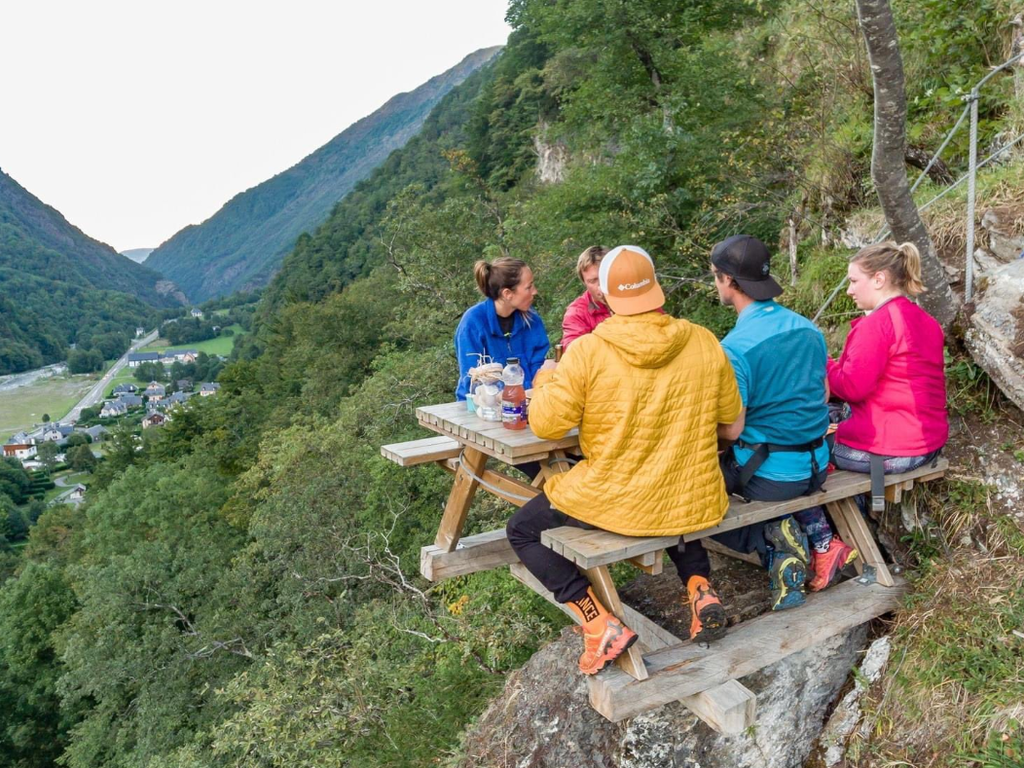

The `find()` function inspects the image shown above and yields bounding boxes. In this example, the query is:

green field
[141,324,245,357]
[0,373,101,440]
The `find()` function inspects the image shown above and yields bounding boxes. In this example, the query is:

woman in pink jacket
[827,242,948,476]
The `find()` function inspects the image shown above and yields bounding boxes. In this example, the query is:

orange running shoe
[808,538,859,592]
[577,614,639,675]
[687,575,727,644]
[567,588,639,675]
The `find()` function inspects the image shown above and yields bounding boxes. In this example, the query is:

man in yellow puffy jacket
[507,245,746,674]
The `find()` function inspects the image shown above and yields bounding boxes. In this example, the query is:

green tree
[56,459,246,768]
[68,445,97,473]
[42,413,50,423]
[0,562,77,767]
[37,441,60,468]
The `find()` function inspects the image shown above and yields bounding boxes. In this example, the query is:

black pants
[672,453,829,583]
[505,458,828,602]
[506,491,740,602]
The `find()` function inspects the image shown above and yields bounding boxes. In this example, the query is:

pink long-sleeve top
[561,290,613,348]
[827,296,948,456]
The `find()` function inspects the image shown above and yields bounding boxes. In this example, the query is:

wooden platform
[510,563,757,734]
[587,577,907,721]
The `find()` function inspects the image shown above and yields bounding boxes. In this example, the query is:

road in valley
[63,330,159,424]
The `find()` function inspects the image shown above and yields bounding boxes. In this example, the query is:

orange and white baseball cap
[598,245,665,315]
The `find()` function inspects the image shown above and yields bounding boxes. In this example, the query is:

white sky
[0,1,511,252]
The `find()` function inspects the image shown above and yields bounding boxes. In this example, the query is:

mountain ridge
[0,168,179,374]
[146,46,502,302]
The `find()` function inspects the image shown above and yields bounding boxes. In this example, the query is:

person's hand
[540,359,558,372]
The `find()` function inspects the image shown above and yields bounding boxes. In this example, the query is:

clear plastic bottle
[501,357,527,430]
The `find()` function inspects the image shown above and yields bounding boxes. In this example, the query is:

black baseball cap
[710,235,783,301]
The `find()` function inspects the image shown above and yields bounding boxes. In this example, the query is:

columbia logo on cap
[599,245,666,316]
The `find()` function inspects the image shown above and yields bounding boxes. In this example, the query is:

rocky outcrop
[454,558,870,768]
[155,280,188,305]
[534,123,569,184]
[453,623,868,768]
[975,205,1024,274]
[966,257,1024,412]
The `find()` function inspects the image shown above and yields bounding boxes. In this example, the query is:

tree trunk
[855,0,960,327]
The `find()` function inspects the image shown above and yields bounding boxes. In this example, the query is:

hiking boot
[769,552,807,611]
[687,575,728,645]
[764,516,811,565]
[809,538,859,592]
[566,587,638,675]
[577,614,639,675]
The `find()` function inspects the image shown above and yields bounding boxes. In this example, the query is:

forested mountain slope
[0,169,179,374]
[2,3,1021,768]
[146,47,502,302]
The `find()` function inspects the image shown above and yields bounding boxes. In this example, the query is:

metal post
[964,95,980,303]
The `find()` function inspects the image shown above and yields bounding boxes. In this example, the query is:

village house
[190,308,204,318]
[100,401,128,418]
[199,382,221,397]
[136,326,146,337]
[116,393,144,409]
[142,412,168,429]
[3,443,37,461]
[176,379,193,392]
[40,424,74,444]
[164,391,192,409]
[144,382,166,401]
[112,383,138,395]
[127,352,161,368]
[68,484,87,503]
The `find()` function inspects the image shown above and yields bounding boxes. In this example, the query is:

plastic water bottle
[501,357,527,430]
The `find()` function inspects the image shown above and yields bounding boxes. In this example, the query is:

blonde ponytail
[852,241,926,297]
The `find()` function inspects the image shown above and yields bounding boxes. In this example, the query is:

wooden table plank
[588,577,907,721]
[416,402,580,463]
[685,459,948,542]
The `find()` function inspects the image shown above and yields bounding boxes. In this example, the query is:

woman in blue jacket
[454,257,550,401]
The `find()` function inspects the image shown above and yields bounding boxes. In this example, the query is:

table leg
[434,447,488,553]
[584,565,649,681]
[827,498,895,587]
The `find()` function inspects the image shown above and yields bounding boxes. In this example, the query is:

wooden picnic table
[384,401,946,729]
[415,401,580,552]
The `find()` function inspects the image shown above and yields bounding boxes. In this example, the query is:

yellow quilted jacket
[530,312,742,536]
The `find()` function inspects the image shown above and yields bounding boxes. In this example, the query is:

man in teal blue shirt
[675,236,858,613]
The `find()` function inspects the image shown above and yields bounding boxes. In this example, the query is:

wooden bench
[380,436,462,466]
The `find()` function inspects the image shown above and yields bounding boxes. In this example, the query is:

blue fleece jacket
[454,300,550,400]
